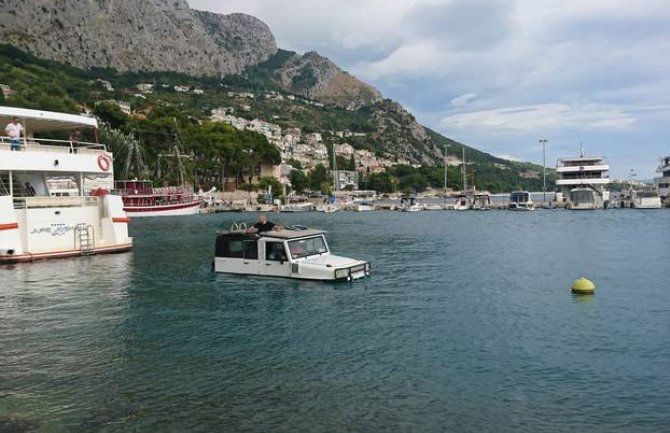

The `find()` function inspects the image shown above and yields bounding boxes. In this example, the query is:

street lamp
[443,144,448,201]
[539,138,548,204]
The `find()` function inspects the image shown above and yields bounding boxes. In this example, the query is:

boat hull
[0,242,132,264]
[123,201,201,217]
[0,195,133,265]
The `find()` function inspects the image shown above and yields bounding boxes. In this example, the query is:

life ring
[97,154,112,171]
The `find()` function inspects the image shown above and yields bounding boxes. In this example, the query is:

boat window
[243,240,258,260]
[570,190,594,204]
[288,236,328,259]
[265,242,287,262]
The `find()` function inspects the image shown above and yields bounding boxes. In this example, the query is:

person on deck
[4,117,23,151]
[69,128,81,153]
[247,214,280,234]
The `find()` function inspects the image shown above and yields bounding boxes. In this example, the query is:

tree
[93,102,128,130]
[310,164,329,190]
[257,176,283,196]
[289,170,308,194]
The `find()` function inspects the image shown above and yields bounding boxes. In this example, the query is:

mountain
[0,0,277,77]
[0,0,378,109]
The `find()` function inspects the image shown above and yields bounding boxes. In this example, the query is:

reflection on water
[1,210,670,432]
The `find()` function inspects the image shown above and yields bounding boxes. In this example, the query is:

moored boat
[508,191,535,211]
[452,194,472,211]
[472,194,491,210]
[400,195,422,211]
[630,189,662,209]
[556,149,610,210]
[114,180,202,217]
[655,155,670,205]
[0,106,132,263]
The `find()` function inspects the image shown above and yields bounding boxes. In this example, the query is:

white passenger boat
[213,225,370,281]
[0,106,132,264]
[655,155,670,204]
[630,189,662,209]
[556,149,610,210]
[508,191,535,211]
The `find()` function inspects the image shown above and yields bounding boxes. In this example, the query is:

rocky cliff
[0,0,382,110]
[273,51,382,110]
[370,100,442,164]
[0,0,277,76]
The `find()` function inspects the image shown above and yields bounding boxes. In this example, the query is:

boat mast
[332,142,338,192]
[462,148,467,194]
[444,144,448,200]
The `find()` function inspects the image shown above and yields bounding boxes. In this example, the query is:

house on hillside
[335,170,359,191]
[0,84,12,98]
[96,79,114,92]
[136,83,154,94]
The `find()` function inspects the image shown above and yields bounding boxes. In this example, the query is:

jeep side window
[265,242,286,262]
[243,240,258,260]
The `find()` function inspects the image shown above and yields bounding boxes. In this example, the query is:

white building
[335,143,354,157]
[305,133,323,144]
[0,84,12,98]
[96,80,114,92]
[136,83,154,94]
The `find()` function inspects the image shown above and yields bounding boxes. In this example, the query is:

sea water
[1,210,669,432]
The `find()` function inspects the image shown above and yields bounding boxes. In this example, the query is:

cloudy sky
[190,0,670,179]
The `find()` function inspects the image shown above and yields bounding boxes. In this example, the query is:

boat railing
[13,196,100,209]
[556,158,607,168]
[0,136,107,154]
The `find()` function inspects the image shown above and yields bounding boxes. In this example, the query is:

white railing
[13,196,100,209]
[0,136,107,154]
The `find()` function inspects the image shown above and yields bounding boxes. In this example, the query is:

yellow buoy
[571,277,595,295]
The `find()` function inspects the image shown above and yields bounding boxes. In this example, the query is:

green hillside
[0,44,556,193]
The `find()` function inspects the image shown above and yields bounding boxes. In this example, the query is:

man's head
[12,117,19,124]
[258,214,267,224]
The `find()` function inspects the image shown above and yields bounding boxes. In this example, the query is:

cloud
[440,103,637,132]
[405,0,516,50]
[450,93,477,107]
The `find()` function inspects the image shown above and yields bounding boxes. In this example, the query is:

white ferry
[556,150,610,210]
[508,191,535,211]
[213,225,370,281]
[655,155,670,203]
[0,106,132,264]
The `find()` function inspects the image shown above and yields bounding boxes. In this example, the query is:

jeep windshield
[288,236,328,259]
